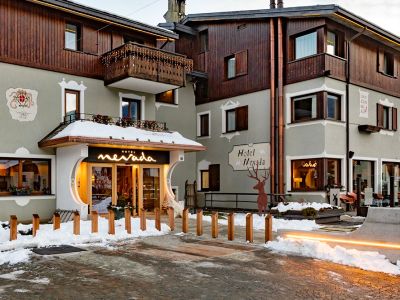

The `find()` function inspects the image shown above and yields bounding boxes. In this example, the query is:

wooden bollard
[155,208,161,231]
[108,209,115,235]
[91,211,98,233]
[53,213,61,230]
[32,214,40,237]
[140,208,146,231]
[265,214,273,243]
[196,209,203,236]
[125,208,132,234]
[228,213,234,241]
[168,207,175,231]
[9,215,17,241]
[246,213,253,243]
[211,211,218,238]
[182,208,189,233]
[73,211,80,235]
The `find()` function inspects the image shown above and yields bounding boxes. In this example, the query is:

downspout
[345,27,366,194]
[270,18,276,197]
[277,17,284,194]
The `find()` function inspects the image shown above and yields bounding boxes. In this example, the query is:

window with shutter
[82,25,98,55]
[378,48,385,73]
[392,107,398,131]
[236,105,248,131]
[209,164,220,191]
[235,50,248,76]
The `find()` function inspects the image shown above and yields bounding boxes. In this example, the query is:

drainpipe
[345,27,366,194]
[277,17,284,194]
[270,18,276,197]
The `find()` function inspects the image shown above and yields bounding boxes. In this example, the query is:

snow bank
[0,217,170,266]
[189,213,321,232]
[272,202,336,213]
[266,237,400,275]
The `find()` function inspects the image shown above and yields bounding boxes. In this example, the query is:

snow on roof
[50,121,203,148]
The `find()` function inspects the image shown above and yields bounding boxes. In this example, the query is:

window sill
[225,73,247,81]
[223,129,248,134]
[288,119,345,128]
[378,71,397,79]
[0,195,56,201]
[197,135,211,140]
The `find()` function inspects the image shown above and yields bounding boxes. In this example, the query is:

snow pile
[266,237,400,275]
[272,202,336,213]
[51,121,202,147]
[189,213,321,232]
[0,217,170,266]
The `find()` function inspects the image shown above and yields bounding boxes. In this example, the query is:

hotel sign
[229,143,270,171]
[86,147,170,164]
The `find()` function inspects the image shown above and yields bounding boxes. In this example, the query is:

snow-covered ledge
[56,144,89,219]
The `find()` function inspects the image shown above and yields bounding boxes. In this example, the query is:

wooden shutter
[317,92,325,119]
[394,55,398,78]
[236,106,248,131]
[112,32,124,49]
[82,25,98,55]
[377,104,384,128]
[392,107,398,131]
[209,164,220,191]
[378,48,385,73]
[235,50,248,76]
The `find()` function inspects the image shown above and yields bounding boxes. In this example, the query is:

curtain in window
[295,32,317,59]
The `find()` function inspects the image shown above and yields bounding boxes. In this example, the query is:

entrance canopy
[39,120,205,152]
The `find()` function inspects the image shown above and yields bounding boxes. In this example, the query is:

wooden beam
[246,213,253,243]
[53,213,61,230]
[211,211,218,238]
[227,213,234,241]
[196,209,203,236]
[91,210,98,233]
[140,208,146,231]
[182,208,189,233]
[108,209,115,235]
[125,208,132,234]
[155,208,161,231]
[32,214,40,237]
[168,207,175,231]
[9,215,17,241]
[265,214,273,243]
[73,211,80,235]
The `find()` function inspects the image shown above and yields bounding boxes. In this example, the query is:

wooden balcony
[101,42,193,94]
[286,53,346,85]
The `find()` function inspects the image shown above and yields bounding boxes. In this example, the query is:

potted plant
[107,195,133,220]
[9,186,33,196]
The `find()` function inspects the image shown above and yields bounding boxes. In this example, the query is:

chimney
[164,0,186,23]
[277,0,284,8]
[269,0,276,9]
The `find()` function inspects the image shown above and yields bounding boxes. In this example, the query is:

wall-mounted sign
[85,147,170,164]
[229,143,270,171]
[302,161,318,168]
[6,88,38,122]
[329,188,340,206]
[359,90,369,118]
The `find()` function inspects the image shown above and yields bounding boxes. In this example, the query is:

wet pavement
[0,218,399,300]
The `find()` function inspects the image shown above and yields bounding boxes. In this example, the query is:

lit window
[65,23,80,51]
[201,170,209,190]
[295,31,317,59]
[353,160,374,192]
[156,90,177,105]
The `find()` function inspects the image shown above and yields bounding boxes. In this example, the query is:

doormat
[32,245,86,255]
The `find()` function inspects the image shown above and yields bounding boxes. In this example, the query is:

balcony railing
[101,42,193,87]
[286,53,346,84]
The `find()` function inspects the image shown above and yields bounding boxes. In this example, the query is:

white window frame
[59,79,86,122]
[119,92,145,120]
[292,94,317,122]
[197,111,211,139]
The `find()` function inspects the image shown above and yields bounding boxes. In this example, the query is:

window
[65,23,81,51]
[326,93,341,120]
[195,79,209,105]
[377,104,397,131]
[0,158,51,195]
[65,90,80,121]
[122,98,141,120]
[200,170,210,190]
[198,113,210,137]
[156,90,177,105]
[353,160,374,192]
[295,31,317,60]
[199,30,209,53]
[291,158,341,191]
[225,50,248,79]
[293,95,317,122]
[381,162,400,199]
[327,31,337,56]
[225,106,248,133]
[378,49,397,77]
[200,164,220,191]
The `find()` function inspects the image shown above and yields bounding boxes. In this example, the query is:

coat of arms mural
[6,88,38,122]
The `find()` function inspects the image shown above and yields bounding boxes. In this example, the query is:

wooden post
[140,208,146,231]
[73,211,80,235]
[32,214,40,237]
[9,215,17,241]
[228,213,234,241]
[168,207,175,231]
[265,214,273,243]
[155,208,161,231]
[211,211,218,238]
[91,211,98,233]
[196,209,203,236]
[125,208,132,234]
[246,213,253,243]
[108,209,115,235]
[53,213,61,230]
[182,208,189,233]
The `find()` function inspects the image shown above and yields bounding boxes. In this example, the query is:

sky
[75,0,400,36]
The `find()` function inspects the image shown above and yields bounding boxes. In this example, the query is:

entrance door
[142,168,160,211]
[90,165,113,214]
[117,166,134,208]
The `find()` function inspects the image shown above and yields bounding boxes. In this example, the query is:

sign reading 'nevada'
[228,143,270,171]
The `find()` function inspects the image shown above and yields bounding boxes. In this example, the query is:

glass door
[90,165,113,214]
[142,168,160,211]
[117,166,133,208]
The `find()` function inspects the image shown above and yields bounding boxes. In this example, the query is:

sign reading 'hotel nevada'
[228,143,270,171]
[85,147,170,164]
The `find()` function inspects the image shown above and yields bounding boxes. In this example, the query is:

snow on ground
[271,202,336,213]
[266,237,400,275]
[0,217,170,266]
[189,213,321,232]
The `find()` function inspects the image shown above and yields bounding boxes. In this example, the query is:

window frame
[199,29,209,53]
[197,111,211,138]
[121,98,142,120]
[224,105,248,133]
[64,89,80,121]
[156,90,178,106]
[200,170,210,191]
[65,22,81,52]
[377,103,397,131]
[291,94,318,123]
[294,30,318,60]
[226,55,236,79]
[225,50,248,80]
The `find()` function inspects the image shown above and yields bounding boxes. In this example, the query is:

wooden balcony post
[108,209,115,235]
[73,211,80,235]
[140,208,146,231]
[228,213,234,241]
[9,215,17,241]
[196,209,203,236]
[91,211,98,233]
[155,208,161,231]
[32,214,40,237]
[53,213,61,230]
[246,213,253,243]
[211,211,218,238]
[182,208,189,233]
[168,207,175,231]
[265,214,273,243]
[125,208,132,234]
